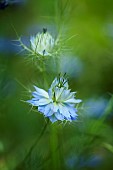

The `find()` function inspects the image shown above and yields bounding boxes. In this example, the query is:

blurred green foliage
[0,0,113,170]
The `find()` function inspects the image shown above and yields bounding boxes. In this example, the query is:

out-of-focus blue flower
[84,98,108,118]
[59,55,83,78]
[0,37,22,54]
[46,55,83,78]
[0,0,26,9]
[66,156,78,169]
[27,75,82,123]
[0,36,30,55]
[30,28,55,56]
[87,155,103,167]
[66,154,103,169]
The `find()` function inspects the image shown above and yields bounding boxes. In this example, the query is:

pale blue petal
[70,111,78,118]
[38,98,51,106]
[27,99,39,106]
[55,111,64,120]
[68,105,78,120]
[64,98,82,104]
[66,104,78,118]
[64,81,68,89]
[50,78,58,88]
[49,115,57,123]
[52,103,59,112]
[55,87,64,100]
[60,90,76,101]
[44,103,53,116]
[74,99,82,103]
[58,104,71,118]
[30,36,35,44]
[38,105,45,113]
[46,109,54,116]
[64,116,72,121]
[48,88,53,98]
[32,92,41,99]
[34,86,49,98]
[38,104,53,117]
[59,89,71,100]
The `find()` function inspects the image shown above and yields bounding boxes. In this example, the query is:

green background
[0,0,113,169]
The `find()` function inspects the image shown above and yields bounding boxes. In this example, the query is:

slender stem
[50,124,60,170]
[16,119,49,170]
[25,119,49,160]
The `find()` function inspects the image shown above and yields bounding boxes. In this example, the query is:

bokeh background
[0,0,113,170]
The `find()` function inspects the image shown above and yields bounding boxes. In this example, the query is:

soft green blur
[0,0,113,170]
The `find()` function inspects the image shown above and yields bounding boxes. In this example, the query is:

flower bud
[30,28,55,56]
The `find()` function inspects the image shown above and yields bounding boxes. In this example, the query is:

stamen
[43,28,47,34]
[43,50,46,56]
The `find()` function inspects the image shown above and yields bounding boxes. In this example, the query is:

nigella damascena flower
[30,28,55,56]
[27,75,82,123]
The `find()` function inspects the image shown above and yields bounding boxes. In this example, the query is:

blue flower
[84,98,108,118]
[66,154,103,169]
[27,75,82,123]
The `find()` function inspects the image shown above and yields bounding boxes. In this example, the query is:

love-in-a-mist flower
[27,75,82,123]
[30,28,55,56]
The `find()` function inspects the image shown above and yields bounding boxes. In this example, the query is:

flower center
[56,75,67,88]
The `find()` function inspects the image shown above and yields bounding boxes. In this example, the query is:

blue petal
[48,88,53,98]
[34,86,49,98]
[70,115,77,120]
[32,92,42,99]
[38,98,51,106]
[64,98,82,104]
[38,105,45,113]
[55,111,64,120]
[27,99,39,106]
[58,104,71,119]
[66,105,78,118]
[60,89,71,100]
[46,109,54,116]
[44,104,53,116]
[50,78,58,88]
[52,103,59,112]
[49,115,57,123]
[55,87,64,100]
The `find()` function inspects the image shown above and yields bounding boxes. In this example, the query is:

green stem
[50,124,60,170]
[16,119,49,170]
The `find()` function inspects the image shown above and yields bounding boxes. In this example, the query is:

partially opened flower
[30,28,55,56]
[27,75,82,123]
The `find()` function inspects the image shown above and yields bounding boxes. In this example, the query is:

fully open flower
[27,75,82,123]
[30,28,55,56]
